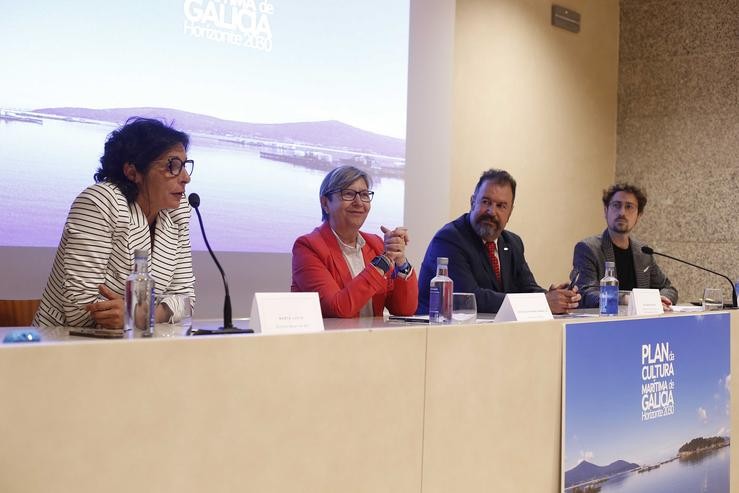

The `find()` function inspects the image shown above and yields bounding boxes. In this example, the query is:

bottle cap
[436,257,449,265]
[134,249,148,259]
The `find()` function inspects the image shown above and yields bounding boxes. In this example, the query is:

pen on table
[388,316,429,324]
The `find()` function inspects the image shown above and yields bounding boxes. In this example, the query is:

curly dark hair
[602,183,647,214]
[94,117,190,203]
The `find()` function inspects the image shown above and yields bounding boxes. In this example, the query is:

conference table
[1,310,736,493]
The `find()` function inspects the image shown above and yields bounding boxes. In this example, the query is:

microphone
[641,245,737,308]
[187,193,253,335]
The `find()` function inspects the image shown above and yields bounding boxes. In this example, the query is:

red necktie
[486,241,502,285]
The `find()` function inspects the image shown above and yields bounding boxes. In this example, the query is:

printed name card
[494,293,553,322]
[249,292,325,334]
[627,288,664,316]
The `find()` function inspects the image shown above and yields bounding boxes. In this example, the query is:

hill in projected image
[34,107,406,166]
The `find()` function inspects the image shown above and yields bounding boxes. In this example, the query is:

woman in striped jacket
[33,117,195,329]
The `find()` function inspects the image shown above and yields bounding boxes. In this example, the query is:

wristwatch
[370,255,392,274]
[396,260,412,276]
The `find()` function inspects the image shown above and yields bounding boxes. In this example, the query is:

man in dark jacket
[417,169,580,314]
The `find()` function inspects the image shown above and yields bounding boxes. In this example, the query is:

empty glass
[702,288,723,311]
[452,292,477,323]
[618,290,631,306]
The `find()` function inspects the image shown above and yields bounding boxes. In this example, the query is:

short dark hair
[319,165,372,221]
[473,169,517,203]
[602,183,647,214]
[94,117,190,203]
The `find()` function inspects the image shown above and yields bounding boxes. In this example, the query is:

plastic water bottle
[599,261,619,316]
[429,257,453,323]
[125,249,155,336]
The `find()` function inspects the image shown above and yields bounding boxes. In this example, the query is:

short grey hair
[319,165,373,221]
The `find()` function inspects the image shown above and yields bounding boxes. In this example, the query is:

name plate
[494,293,553,322]
[627,288,664,316]
[249,292,325,334]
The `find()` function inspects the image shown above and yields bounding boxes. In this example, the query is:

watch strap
[396,260,412,275]
[370,255,391,274]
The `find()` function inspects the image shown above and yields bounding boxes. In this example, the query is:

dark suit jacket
[417,213,544,314]
[572,229,678,308]
[291,221,418,318]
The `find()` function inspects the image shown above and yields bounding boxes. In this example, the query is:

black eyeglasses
[331,189,375,202]
[165,157,194,177]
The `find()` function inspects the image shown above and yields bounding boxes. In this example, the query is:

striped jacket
[33,182,195,327]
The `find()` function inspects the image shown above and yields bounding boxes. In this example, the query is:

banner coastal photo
[562,313,731,493]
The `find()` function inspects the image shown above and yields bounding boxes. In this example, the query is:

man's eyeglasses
[164,157,194,177]
[608,201,636,212]
[331,189,375,202]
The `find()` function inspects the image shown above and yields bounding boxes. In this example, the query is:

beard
[611,218,632,234]
[472,214,501,241]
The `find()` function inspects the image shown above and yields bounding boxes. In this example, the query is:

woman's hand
[381,225,409,265]
[86,284,125,329]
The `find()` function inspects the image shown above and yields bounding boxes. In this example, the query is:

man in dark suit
[417,169,580,314]
[572,183,678,309]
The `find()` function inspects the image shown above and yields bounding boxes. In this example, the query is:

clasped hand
[380,225,409,266]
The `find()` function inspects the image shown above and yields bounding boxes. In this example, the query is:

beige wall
[451,0,620,286]
[405,0,456,265]
[616,0,739,303]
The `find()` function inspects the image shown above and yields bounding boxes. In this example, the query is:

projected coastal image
[0,1,409,253]
[562,314,731,493]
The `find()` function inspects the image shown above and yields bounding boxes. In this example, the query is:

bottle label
[600,285,618,316]
[429,286,441,322]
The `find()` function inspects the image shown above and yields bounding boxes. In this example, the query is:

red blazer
[291,222,418,318]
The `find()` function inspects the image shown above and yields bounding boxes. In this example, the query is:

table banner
[562,313,731,493]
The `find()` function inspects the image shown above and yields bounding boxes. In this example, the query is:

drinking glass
[618,290,631,306]
[452,293,477,323]
[702,288,723,311]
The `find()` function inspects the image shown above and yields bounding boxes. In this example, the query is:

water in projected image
[0,117,404,252]
[573,447,729,493]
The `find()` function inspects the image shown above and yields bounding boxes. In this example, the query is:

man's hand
[545,282,581,314]
[86,284,125,329]
[661,295,673,311]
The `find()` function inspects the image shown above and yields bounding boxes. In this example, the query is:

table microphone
[641,245,737,308]
[187,193,253,335]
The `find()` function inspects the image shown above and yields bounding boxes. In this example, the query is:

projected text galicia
[184,0,274,52]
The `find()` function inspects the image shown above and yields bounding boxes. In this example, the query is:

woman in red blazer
[291,166,418,318]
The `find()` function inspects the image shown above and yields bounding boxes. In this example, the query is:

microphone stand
[189,195,253,335]
[643,247,737,308]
